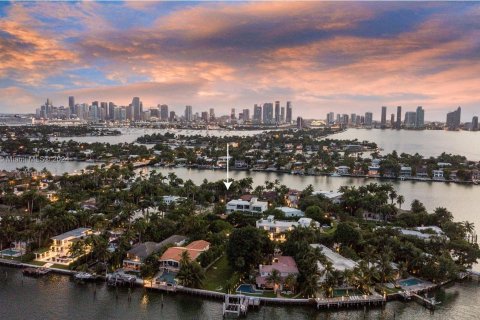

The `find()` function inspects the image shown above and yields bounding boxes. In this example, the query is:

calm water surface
[329,129,480,160]
[0,266,478,320]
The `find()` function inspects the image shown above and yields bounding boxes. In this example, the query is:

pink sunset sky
[0,1,479,120]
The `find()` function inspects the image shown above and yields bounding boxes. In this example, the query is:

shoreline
[0,257,453,311]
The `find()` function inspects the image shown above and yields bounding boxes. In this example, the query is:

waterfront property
[35,228,92,265]
[158,240,210,272]
[256,256,299,291]
[226,197,268,214]
[123,235,187,271]
[256,216,320,241]
[312,190,343,204]
[311,244,357,281]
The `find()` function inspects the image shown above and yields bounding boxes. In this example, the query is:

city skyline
[1,1,480,119]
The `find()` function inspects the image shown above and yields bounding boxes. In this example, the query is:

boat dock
[315,294,385,309]
[222,294,258,317]
[411,293,441,310]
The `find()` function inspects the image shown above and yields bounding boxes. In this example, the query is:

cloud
[0,1,479,119]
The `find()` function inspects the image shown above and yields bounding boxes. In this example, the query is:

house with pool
[311,244,357,282]
[123,235,187,272]
[256,256,299,291]
[158,240,210,273]
[34,227,92,265]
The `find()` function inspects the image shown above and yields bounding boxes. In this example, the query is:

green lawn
[50,264,70,270]
[203,255,234,292]
[28,260,47,266]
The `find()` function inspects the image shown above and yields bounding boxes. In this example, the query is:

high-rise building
[126,104,133,121]
[242,109,250,121]
[253,104,262,124]
[381,106,387,127]
[396,106,402,129]
[472,116,479,131]
[286,101,292,124]
[160,104,169,121]
[297,117,304,129]
[201,111,209,122]
[185,105,193,122]
[416,106,425,128]
[404,112,417,128]
[132,97,142,121]
[68,96,75,114]
[280,107,285,123]
[231,108,236,120]
[390,114,395,126]
[365,112,373,126]
[108,102,116,120]
[169,111,176,122]
[327,112,335,125]
[446,107,461,130]
[274,101,280,124]
[351,113,357,125]
[263,103,274,124]
[209,108,215,121]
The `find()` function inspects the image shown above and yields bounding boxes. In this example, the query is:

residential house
[310,244,357,282]
[312,190,343,204]
[336,166,350,175]
[226,197,268,214]
[162,195,186,205]
[35,228,92,265]
[278,207,304,218]
[158,240,210,272]
[256,215,298,241]
[256,256,299,291]
[400,166,412,178]
[123,235,187,271]
[415,167,429,179]
[432,169,444,180]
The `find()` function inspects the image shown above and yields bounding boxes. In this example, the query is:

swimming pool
[0,248,22,257]
[398,278,423,287]
[333,288,364,297]
[236,284,262,294]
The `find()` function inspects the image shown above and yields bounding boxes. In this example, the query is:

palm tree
[396,195,405,209]
[389,190,397,204]
[177,251,205,288]
[284,274,297,293]
[266,269,282,293]
[301,273,319,298]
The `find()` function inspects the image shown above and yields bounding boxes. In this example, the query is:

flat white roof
[311,244,357,271]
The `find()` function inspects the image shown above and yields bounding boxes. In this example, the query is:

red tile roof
[185,240,210,251]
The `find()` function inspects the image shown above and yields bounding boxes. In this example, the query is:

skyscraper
[231,108,236,120]
[68,96,75,114]
[327,112,335,125]
[296,117,304,129]
[446,107,461,130]
[108,102,116,120]
[416,106,425,128]
[209,108,215,121]
[263,103,274,124]
[396,106,402,129]
[132,97,142,121]
[274,101,280,124]
[381,106,387,128]
[365,112,373,126]
[243,109,250,121]
[253,104,262,124]
[390,114,395,127]
[286,101,292,124]
[280,107,285,123]
[404,112,417,128]
[185,105,193,122]
[472,116,478,131]
[160,104,169,121]
[201,111,209,122]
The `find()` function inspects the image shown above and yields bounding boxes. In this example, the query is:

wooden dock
[315,294,385,309]
[411,293,441,310]
[222,295,251,317]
